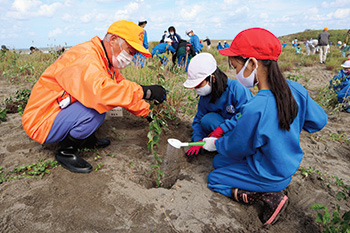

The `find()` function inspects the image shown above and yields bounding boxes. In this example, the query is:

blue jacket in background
[151,43,176,56]
[143,30,148,49]
[189,34,201,54]
[215,80,328,184]
[192,79,253,142]
[330,69,350,102]
[217,44,223,50]
[224,43,229,49]
[168,33,181,50]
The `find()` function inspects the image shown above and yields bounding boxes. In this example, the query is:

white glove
[203,137,217,152]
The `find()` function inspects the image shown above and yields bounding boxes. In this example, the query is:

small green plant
[286,74,301,82]
[95,162,104,172]
[3,88,31,115]
[0,159,58,183]
[147,111,165,187]
[0,108,7,122]
[329,133,350,143]
[310,203,350,233]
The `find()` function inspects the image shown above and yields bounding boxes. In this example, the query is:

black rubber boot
[231,188,263,204]
[79,133,110,149]
[231,188,288,225]
[55,134,93,173]
[260,191,289,225]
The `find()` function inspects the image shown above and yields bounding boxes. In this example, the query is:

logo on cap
[226,105,235,114]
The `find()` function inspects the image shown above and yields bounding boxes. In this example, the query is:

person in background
[342,29,350,58]
[318,27,330,64]
[151,38,176,66]
[160,30,167,43]
[203,36,211,49]
[282,41,287,48]
[306,38,318,55]
[29,46,42,54]
[133,17,148,67]
[22,20,167,174]
[202,27,328,225]
[186,28,201,54]
[183,53,252,160]
[224,41,229,49]
[217,41,223,50]
[295,44,302,54]
[176,39,196,72]
[168,26,182,63]
[330,58,350,112]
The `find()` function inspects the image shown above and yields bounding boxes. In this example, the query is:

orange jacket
[22,36,150,144]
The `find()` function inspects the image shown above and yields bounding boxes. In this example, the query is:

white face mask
[111,38,133,69]
[236,58,259,89]
[195,77,212,96]
[170,32,174,36]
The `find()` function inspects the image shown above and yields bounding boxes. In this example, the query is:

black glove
[141,85,167,104]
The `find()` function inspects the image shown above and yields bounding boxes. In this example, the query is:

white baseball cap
[184,53,217,88]
[164,38,172,43]
[138,17,147,23]
[185,28,193,34]
[341,59,350,68]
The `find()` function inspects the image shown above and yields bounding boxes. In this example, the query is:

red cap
[219,27,282,61]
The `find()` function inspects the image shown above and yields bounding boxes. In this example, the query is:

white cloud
[49,28,63,38]
[329,8,350,18]
[38,2,63,17]
[62,13,75,22]
[81,12,95,23]
[224,0,239,4]
[179,5,202,20]
[260,12,269,19]
[127,2,139,11]
[322,0,350,8]
[114,2,140,20]
[12,0,41,13]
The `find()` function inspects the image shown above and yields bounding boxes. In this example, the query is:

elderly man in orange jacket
[22,20,166,173]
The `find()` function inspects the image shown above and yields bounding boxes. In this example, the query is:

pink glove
[208,126,224,138]
[185,140,203,161]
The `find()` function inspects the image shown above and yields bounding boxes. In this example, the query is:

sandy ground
[1,64,350,233]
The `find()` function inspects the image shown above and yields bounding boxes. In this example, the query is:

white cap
[224,40,227,43]
[164,38,172,43]
[184,53,217,88]
[185,28,193,34]
[138,17,147,23]
[341,59,350,68]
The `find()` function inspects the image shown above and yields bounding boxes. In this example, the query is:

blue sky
[1,0,350,49]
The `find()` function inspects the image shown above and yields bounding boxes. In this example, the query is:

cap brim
[341,65,350,68]
[219,48,238,57]
[183,77,206,88]
[127,40,151,58]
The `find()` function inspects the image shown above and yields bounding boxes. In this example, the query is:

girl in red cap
[201,28,328,225]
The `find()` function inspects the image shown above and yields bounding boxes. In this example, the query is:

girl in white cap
[202,28,328,225]
[330,58,350,112]
[183,52,252,160]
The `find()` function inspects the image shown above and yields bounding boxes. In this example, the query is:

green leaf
[336,191,347,201]
[343,211,350,221]
[316,213,323,223]
[153,135,159,144]
[311,203,325,210]
[331,210,340,225]
[323,207,331,225]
